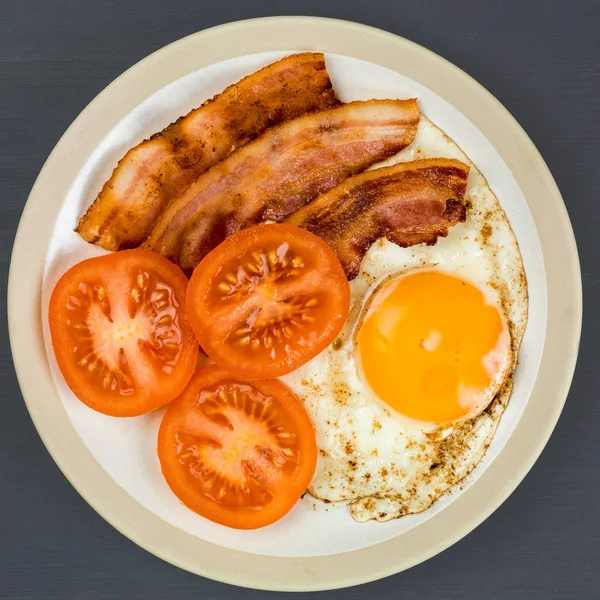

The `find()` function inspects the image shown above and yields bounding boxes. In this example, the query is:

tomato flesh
[49,250,198,416]
[186,224,350,379]
[158,365,317,529]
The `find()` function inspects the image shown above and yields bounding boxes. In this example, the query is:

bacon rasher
[143,99,420,273]
[76,53,338,250]
[286,158,469,279]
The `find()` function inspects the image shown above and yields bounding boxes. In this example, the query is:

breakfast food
[287,158,469,279]
[76,53,338,251]
[50,54,528,531]
[186,224,350,380]
[48,250,198,416]
[142,99,419,273]
[281,117,527,522]
[158,365,317,529]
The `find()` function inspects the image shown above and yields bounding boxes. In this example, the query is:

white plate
[9,17,581,590]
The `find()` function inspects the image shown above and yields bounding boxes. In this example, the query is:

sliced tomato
[186,224,350,380]
[48,250,198,417]
[158,365,317,529]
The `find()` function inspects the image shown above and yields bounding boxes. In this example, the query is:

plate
[8,16,581,591]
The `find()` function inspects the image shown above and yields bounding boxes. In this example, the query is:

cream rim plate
[8,16,581,591]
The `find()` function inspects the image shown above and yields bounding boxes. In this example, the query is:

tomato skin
[186,224,350,380]
[48,250,198,417]
[158,365,317,529]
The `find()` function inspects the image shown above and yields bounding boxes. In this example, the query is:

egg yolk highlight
[357,270,510,423]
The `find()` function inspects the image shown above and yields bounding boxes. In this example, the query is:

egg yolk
[357,270,510,423]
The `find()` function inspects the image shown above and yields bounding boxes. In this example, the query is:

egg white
[281,116,528,522]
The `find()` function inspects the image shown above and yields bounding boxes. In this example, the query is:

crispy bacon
[76,53,338,251]
[286,158,469,279]
[143,99,420,274]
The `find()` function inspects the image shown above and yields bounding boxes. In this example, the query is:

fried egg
[281,116,528,522]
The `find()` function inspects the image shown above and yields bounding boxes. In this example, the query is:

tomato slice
[48,249,198,417]
[186,224,350,379]
[158,365,317,529]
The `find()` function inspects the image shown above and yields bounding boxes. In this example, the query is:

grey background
[1,0,598,598]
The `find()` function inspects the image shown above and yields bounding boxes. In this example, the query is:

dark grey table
[2,1,598,598]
